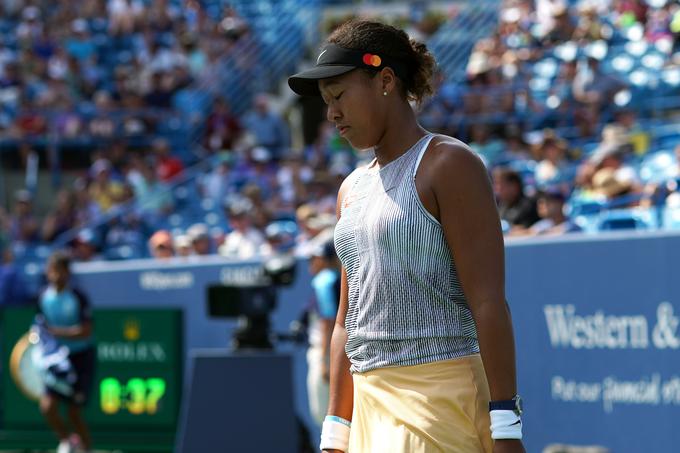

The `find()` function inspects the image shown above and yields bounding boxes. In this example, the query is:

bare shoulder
[422,135,488,189]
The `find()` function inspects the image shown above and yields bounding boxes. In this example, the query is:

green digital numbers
[100,377,121,415]
[127,378,147,415]
[146,378,166,414]
[99,377,167,415]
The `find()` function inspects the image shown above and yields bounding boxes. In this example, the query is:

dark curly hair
[327,19,436,105]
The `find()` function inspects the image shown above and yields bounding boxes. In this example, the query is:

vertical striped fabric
[334,134,480,373]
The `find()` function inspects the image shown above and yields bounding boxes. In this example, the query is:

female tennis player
[289,20,525,453]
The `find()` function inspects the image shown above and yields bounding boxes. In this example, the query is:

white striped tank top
[334,133,479,373]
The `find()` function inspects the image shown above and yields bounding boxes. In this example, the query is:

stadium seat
[596,208,657,231]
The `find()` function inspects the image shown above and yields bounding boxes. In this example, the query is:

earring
[383,91,388,96]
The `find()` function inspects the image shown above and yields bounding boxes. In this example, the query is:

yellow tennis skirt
[348,354,493,453]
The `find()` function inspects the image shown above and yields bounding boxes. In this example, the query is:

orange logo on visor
[362,53,382,67]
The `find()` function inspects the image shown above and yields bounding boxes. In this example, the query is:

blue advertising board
[507,231,680,452]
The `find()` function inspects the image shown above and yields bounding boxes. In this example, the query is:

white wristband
[320,416,351,452]
[490,409,522,440]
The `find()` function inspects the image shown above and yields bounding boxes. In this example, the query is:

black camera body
[206,254,297,350]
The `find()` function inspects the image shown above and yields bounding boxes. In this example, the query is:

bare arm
[49,321,92,339]
[320,317,335,380]
[323,173,357,453]
[325,266,353,419]
[426,140,524,452]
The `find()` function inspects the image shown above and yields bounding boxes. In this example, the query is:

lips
[337,125,350,136]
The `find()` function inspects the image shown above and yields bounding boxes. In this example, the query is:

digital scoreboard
[1,307,182,438]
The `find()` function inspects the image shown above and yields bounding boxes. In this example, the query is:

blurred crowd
[419,0,680,238]
[422,0,680,137]
[0,0,252,140]
[2,0,680,297]
[0,91,352,262]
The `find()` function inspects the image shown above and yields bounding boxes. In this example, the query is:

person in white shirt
[218,199,265,259]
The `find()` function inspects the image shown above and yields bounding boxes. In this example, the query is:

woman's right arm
[323,175,356,453]
[325,266,353,421]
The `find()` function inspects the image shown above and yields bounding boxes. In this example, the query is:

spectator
[104,207,147,255]
[203,97,242,152]
[131,162,174,220]
[591,167,638,205]
[0,237,30,306]
[173,234,192,257]
[108,0,142,36]
[88,159,125,213]
[107,139,130,182]
[186,223,213,256]
[218,198,265,259]
[579,126,640,194]
[153,138,184,182]
[613,109,649,155]
[544,4,576,44]
[7,189,39,244]
[142,71,173,109]
[573,57,627,135]
[241,183,272,230]
[242,94,290,161]
[469,123,505,165]
[534,130,570,186]
[73,178,102,228]
[70,229,103,262]
[65,19,96,62]
[88,91,118,140]
[148,230,174,259]
[276,154,313,208]
[493,167,540,229]
[199,153,237,202]
[238,147,277,204]
[16,6,43,44]
[42,190,78,243]
[573,3,608,42]
[260,221,296,256]
[510,188,582,236]
[305,173,337,216]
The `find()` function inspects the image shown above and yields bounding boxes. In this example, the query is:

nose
[326,102,341,123]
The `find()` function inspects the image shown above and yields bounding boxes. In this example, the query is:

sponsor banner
[507,233,680,452]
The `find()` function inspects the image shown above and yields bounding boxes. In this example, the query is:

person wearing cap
[70,229,103,263]
[306,241,341,427]
[218,199,265,259]
[289,20,524,453]
[186,223,213,256]
[173,234,193,258]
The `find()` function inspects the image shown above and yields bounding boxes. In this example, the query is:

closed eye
[334,92,344,100]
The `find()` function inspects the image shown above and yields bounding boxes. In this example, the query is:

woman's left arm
[427,140,525,453]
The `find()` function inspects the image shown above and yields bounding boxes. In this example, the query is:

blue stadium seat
[662,207,680,230]
[639,150,677,183]
[596,208,656,231]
